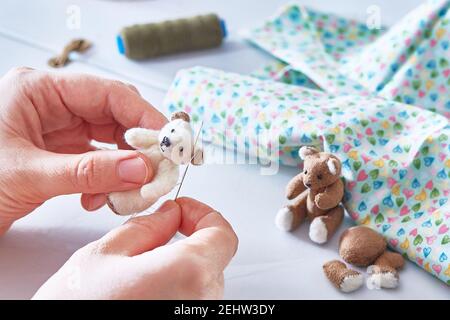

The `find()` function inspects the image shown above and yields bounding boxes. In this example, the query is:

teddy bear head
[298,146,341,191]
[159,111,203,165]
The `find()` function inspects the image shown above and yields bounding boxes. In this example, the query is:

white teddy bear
[107,111,203,215]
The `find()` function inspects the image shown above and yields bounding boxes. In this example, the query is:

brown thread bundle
[48,39,92,68]
[119,14,225,60]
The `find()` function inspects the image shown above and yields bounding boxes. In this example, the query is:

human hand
[32,197,238,299]
[0,67,167,235]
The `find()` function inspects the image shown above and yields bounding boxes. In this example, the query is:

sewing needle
[174,121,203,200]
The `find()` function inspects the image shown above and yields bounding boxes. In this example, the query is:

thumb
[95,200,181,256]
[31,149,153,198]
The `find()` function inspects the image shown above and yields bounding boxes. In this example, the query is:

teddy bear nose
[305,183,312,188]
[161,136,171,147]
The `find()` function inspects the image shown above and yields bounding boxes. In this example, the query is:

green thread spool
[117,13,227,60]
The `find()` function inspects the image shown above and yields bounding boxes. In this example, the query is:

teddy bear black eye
[179,147,184,153]
[304,170,308,174]
[171,129,175,133]
[317,174,323,180]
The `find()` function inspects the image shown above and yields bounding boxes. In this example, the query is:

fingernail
[157,200,179,213]
[118,157,148,184]
[89,193,107,211]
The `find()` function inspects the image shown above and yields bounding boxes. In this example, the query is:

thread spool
[117,13,227,60]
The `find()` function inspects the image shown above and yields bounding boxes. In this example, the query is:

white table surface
[0,0,448,299]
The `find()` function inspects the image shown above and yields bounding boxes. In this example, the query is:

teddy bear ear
[299,146,319,160]
[171,111,190,123]
[327,158,340,175]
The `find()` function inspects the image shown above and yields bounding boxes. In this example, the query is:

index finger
[18,69,167,133]
[173,197,239,271]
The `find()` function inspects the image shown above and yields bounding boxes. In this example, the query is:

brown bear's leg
[309,205,344,244]
[275,192,307,231]
[374,251,405,270]
[323,260,364,293]
[366,251,404,289]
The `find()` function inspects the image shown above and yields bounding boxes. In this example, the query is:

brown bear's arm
[286,173,307,200]
[314,178,344,210]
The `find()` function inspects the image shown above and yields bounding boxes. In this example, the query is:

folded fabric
[164,66,450,284]
[246,0,450,117]
[251,59,321,90]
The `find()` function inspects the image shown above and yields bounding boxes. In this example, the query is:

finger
[173,197,238,271]
[94,201,181,256]
[114,126,131,150]
[0,222,12,237]
[125,83,141,96]
[47,144,96,154]
[46,123,131,151]
[81,193,107,211]
[30,148,153,197]
[86,123,131,150]
[42,119,90,151]
[18,70,167,134]
[87,123,121,145]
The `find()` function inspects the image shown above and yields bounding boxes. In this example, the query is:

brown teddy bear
[323,226,404,292]
[275,146,344,244]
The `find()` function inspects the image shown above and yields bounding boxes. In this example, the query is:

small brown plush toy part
[275,146,344,244]
[323,260,364,293]
[338,226,405,290]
